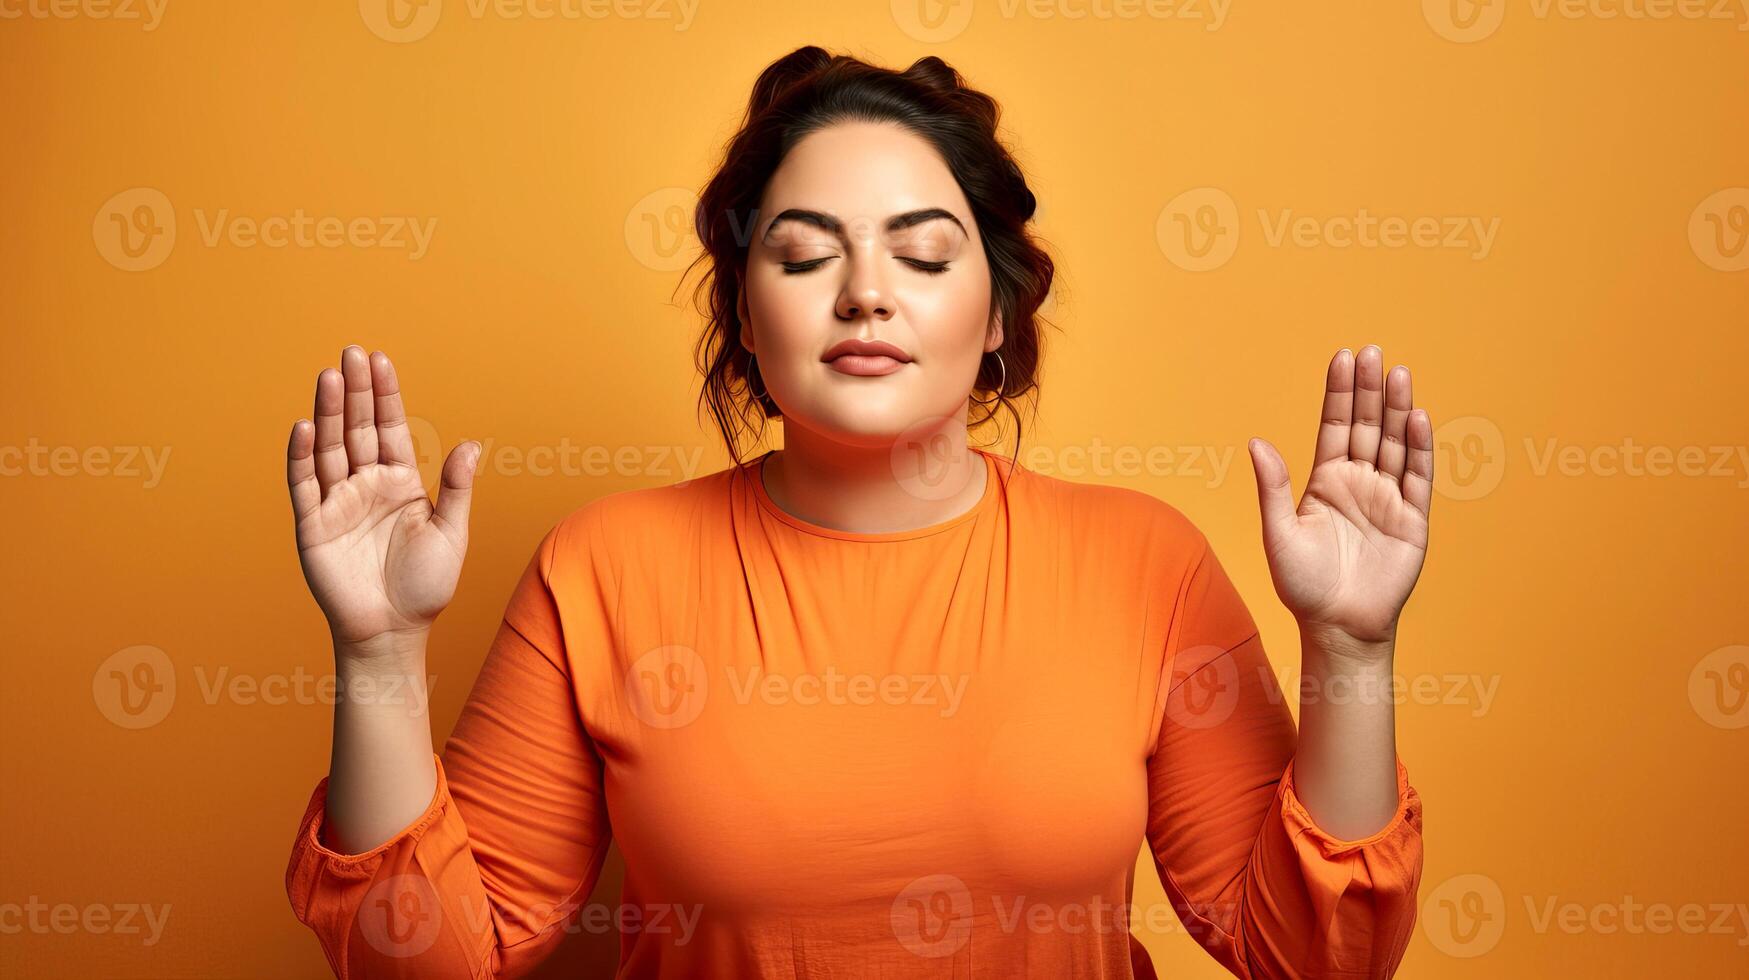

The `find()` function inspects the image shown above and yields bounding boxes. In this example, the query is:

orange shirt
[285,446,1424,978]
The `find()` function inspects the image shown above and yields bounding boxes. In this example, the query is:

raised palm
[285,346,481,648]
[1247,346,1434,646]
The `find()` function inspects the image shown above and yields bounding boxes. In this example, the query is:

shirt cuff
[294,753,452,865]
[1279,755,1419,855]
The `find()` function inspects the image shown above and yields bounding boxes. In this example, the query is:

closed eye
[779,257,952,275]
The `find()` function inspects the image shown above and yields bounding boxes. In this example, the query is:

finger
[1313,348,1356,467]
[371,351,416,467]
[1378,365,1412,482]
[341,345,378,472]
[1403,409,1434,517]
[1248,437,1296,547]
[287,419,321,521]
[432,441,482,541]
[312,368,348,495]
[1348,345,1385,467]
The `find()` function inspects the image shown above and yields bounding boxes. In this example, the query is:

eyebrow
[761,207,967,244]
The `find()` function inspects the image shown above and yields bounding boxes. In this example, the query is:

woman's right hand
[286,346,482,653]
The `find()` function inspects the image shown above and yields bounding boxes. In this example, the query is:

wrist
[334,627,431,670]
[1298,621,1396,670]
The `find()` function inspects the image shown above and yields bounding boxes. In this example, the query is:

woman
[283,48,1430,979]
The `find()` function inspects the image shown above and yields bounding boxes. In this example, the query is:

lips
[822,339,912,378]
[822,339,912,363]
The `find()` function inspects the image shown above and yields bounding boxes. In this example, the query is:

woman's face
[738,120,1001,449]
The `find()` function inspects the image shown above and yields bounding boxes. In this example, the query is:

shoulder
[1010,458,1212,564]
[538,461,740,580]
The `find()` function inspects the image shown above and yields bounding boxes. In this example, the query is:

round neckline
[750,447,1000,542]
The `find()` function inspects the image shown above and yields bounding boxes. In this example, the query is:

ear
[985,307,1005,353]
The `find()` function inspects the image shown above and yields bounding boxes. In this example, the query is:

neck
[761,425,989,535]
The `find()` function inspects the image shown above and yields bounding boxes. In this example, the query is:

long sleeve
[1145,533,1424,979]
[284,519,616,979]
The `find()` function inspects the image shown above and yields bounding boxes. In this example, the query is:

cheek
[900,270,993,360]
[744,269,823,354]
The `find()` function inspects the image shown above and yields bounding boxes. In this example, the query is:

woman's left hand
[1245,345,1434,653]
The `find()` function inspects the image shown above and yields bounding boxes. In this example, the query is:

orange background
[4,1,1747,977]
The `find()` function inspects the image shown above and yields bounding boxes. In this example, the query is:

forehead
[759,121,974,237]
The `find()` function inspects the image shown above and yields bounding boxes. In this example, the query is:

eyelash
[780,257,951,276]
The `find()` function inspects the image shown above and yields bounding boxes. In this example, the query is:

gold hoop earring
[969,351,1006,406]
[748,355,768,401]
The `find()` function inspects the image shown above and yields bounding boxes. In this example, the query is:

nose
[835,253,894,322]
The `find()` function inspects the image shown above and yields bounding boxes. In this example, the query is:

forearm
[1291,625,1401,841]
[324,631,439,855]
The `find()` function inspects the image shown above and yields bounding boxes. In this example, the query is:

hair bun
[747,46,835,116]
[903,56,963,94]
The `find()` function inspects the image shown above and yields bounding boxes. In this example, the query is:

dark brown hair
[686,46,1057,471]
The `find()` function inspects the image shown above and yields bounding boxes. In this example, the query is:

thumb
[433,440,482,538]
[1247,437,1296,546]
